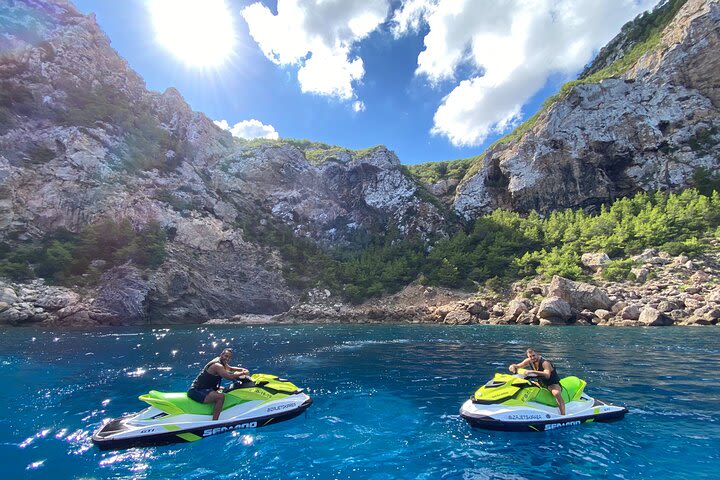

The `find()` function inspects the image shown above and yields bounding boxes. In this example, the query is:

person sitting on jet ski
[508,348,566,415]
[188,348,250,420]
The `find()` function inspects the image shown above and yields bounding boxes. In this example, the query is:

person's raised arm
[519,360,550,377]
[208,363,245,381]
[509,358,531,373]
[227,365,250,375]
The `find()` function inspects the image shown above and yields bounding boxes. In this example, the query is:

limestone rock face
[538,296,573,321]
[215,144,449,245]
[0,0,449,324]
[0,306,31,325]
[506,299,529,320]
[581,253,610,272]
[0,287,19,305]
[639,306,674,326]
[595,309,613,321]
[454,0,720,219]
[547,276,613,312]
[444,309,473,325]
[93,265,150,325]
[2,0,720,326]
[620,305,642,320]
[34,288,80,310]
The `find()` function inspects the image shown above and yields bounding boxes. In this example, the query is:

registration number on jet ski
[203,422,258,437]
[507,414,545,420]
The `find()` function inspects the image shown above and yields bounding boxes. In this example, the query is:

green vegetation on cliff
[4,188,718,305]
[235,215,339,292]
[405,158,473,185]
[0,219,166,284]
[58,85,182,172]
[0,81,35,133]
[289,187,720,302]
[693,166,720,195]
[235,138,386,166]
[581,0,688,78]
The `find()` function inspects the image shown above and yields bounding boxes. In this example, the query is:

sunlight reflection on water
[1,325,718,479]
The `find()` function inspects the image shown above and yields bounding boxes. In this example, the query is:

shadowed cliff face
[453,0,720,219]
[0,0,449,323]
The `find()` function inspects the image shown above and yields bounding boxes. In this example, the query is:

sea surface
[1,325,718,479]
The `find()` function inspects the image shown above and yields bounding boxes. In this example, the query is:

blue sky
[72,0,658,165]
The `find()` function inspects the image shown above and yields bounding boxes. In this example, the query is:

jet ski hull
[93,396,312,450]
[93,374,312,450]
[460,397,627,432]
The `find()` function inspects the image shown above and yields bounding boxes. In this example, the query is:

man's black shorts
[187,387,213,402]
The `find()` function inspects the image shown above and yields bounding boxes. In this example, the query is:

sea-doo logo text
[507,414,543,420]
[545,420,581,430]
[267,403,294,412]
[202,422,258,437]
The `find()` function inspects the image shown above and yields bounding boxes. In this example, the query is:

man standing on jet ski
[188,348,250,421]
[509,348,566,415]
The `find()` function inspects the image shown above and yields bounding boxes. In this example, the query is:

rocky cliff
[1,0,719,326]
[0,0,447,325]
[452,0,720,219]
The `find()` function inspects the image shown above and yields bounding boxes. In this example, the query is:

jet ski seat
[139,391,211,415]
[138,391,246,415]
[533,376,587,406]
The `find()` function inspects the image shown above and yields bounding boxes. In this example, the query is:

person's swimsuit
[187,358,222,402]
[531,356,561,387]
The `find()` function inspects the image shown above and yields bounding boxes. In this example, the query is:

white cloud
[390,0,434,38]
[241,0,389,101]
[214,119,279,140]
[392,0,658,146]
[352,101,366,112]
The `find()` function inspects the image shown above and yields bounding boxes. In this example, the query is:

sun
[148,0,236,69]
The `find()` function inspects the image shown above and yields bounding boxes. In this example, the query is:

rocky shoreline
[212,248,720,327]
[2,248,719,328]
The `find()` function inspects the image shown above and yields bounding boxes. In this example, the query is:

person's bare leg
[550,385,565,415]
[203,391,225,420]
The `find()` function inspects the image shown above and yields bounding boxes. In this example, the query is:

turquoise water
[1,325,719,479]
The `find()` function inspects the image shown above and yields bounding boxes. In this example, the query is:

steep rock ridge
[0,0,235,232]
[321,146,449,240]
[454,0,720,219]
[213,142,449,245]
[0,0,449,324]
[634,0,720,106]
[0,0,294,322]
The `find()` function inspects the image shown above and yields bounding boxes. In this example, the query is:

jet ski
[460,370,627,432]
[93,373,312,450]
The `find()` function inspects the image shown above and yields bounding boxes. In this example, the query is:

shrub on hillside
[601,258,637,282]
[323,188,720,300]
[0,219,167,284]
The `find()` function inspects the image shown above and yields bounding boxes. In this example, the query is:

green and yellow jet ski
[460,371,626,431]
[93,374,312,450]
